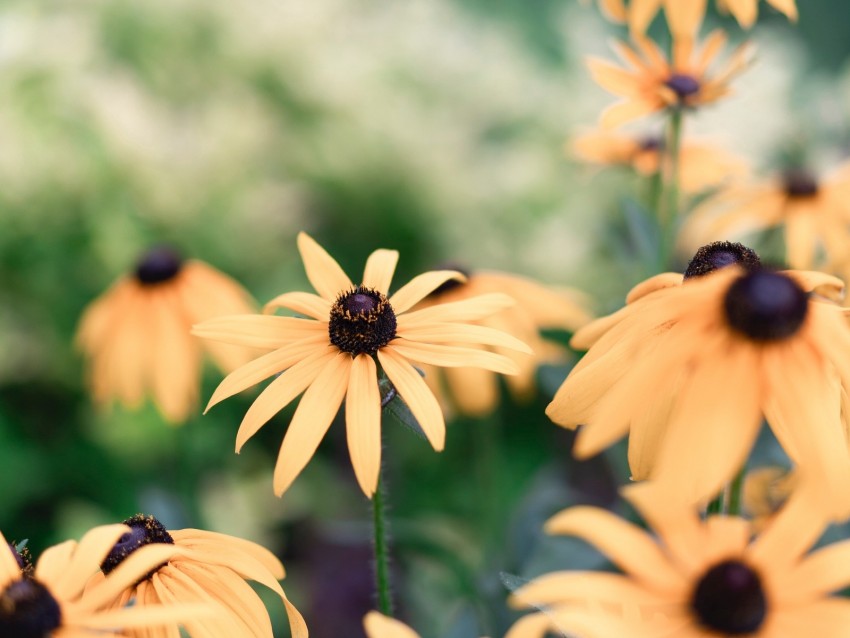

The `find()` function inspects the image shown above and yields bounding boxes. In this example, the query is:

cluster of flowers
[15,0,850,635]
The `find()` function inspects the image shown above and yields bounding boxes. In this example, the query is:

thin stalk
[659,107,684,269]
[727,468,746,516]
[372,469,394,617]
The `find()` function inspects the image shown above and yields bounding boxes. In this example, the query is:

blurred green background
[2,0,850,635]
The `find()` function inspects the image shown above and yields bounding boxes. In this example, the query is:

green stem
[659,107,684,269]
[727,468,745,517]
[372,472,394,617]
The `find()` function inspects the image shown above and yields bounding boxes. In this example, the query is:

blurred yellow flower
[507,485,845,638]
[547,246,850,517]
[76,247,256,424]
[571,129,747,194]
[622,0,797,35]
[0,524,211,637]
[682,164,850,270]
[87,514,306,638]
[194,233,530,497]
[364,611,420,638]
[414,269,591,417]
[588,30,752,128]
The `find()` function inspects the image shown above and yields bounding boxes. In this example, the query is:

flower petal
[273,353,351,496]
[389,270,466,313]
[397,293,515,327]
[297,233,353,300]
[263,292,331,321]
[192,315,324,350]
[362,249,399,295]
[363,611,420,638]
[388,341,520,375]
[346,354,382,497]
[396,322,532,353]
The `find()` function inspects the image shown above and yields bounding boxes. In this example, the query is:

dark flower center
[134,247,183,285]
[638,136,664,152]
[0,579,62,638]
[101,514,174,578]
[684,242,761,280]
[782,169,819,198]
[329,286,397,356]
[665,73,701,100]
[691,560,767,635]
[426,263,470,299]
[724,271,808,341]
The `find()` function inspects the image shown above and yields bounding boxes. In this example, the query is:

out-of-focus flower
[87,514,307,638]
[76,247,256,424]
[194,233,530,497]
[547,241,850,517]
[0,524,211,637]
[682,163,850,270]
[414,269,591,417]
[507,485,845,638]
[571,129,747,194]
[742,466,796,531]
[588,30,752,128]
[621,0,797,35]
[718,0,798,29]
[363,611,419,638]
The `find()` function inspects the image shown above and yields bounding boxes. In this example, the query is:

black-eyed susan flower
[193,233,530,497]
[588,30,752,128]
[571,129,746,194]
[413,268,591,417]
[363,611,419,638]
[507,485,847,638]
[682,163,850,270]
[77,247,257,424]
[547,241,850,518]
[87,514,307,638]
[0,524,211,637]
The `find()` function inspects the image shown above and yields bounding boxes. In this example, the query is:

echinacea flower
[547,241,850,517]
[571,129,746,194]
[621,0,797,35]
[413,268,591,417]
[588,30,752,128]
[87,514,307,638]
[682,163,850,270]
[76,247,256,423]
[507,485,848,638]
[0,524,211,637]
[193,233,530,497]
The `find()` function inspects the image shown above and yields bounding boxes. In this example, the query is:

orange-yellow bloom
[87,514,306,638]
[588,30,752,128]
[547,242,850,517]
[194,233,530,497]
[682,163,850,270]
[414,269,591,417]
[571,129,746,194]
[76,247,256,423]
[507,485,848,638]
[0,524,212,637]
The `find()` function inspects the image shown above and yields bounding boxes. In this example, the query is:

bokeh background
[2,0,850,635]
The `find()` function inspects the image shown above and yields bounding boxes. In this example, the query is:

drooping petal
[346,354,382,497]
[296,233,353,301]
[272,353,351,496]
[389,270,466,314]
[362,249,399,295]
[378,347,445,451]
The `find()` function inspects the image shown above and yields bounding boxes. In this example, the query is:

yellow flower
[507,485,848,638]
[682,163,850,270]
[193,233,530,497]
[547,242,850,517]
[0,524,211,637]
[571,129,747,194]
[363,611,420,638]
[623,0,797,35]
[86,514,306,638]
[413,269,591,417]
[76,247,256,424]
[588,30,752,128]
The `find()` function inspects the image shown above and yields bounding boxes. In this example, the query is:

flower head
[76,247,256,423]
[571,129,747,194]
[588,30,752,128]
[507,485,846,638]
[87,514,306,638]
[0,524,210,637]
[413,268,591,417]
[193,233,530,497]
[547,243,850,517]
[682,163,850,270]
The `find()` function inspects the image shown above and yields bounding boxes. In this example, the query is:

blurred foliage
[1,0,850,636]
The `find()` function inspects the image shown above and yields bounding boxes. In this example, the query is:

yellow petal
[587,58,644,97]
[263,292,331,321]
[296,232,353,301]
[664,0,707,37]
[346,354,382,497]
[388,342,520,375]
[77,604,215,629]
[377,347,445,451]
[397,322,532,353]
[389,270,466,314]
[767,0,798,20]
[51,524,130,600]
[625,273,682,304]
[444,366,499,417]
[628,0,664,34]
[599,99,661,129]
[363,611,420,638]
[192,315,323,350]
[273,353,351,496]
[362,249,399,295]
[397,293,515,326]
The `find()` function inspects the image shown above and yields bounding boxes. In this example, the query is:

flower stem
[372,471,394,617]
[659,107,684,269]
[727,468,745,516]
